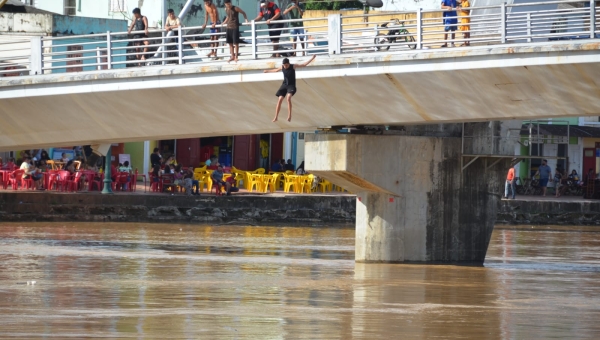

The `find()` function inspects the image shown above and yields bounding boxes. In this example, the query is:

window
[64,0,76,15]
[110,0,127,12]
[66,45,83,73]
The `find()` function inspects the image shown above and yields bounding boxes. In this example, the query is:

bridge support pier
[306,122,515,264]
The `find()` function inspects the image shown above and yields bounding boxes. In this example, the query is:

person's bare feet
[272,116,278,122]
[287,115,292,122]
[233,57,239,62]
[227,57,235,63]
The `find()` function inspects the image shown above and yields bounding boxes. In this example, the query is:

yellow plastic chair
[264,173,280,193]
[255,168,266,174]
[231,166,246,188]
[247,174,264,192]
[283,174,298,193]
[318,179,333,193]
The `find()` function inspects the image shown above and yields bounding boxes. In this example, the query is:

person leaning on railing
[254,0,284,58]
[127,8,150,62]
[284,0,306,56]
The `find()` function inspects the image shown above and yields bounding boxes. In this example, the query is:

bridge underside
[0,41,599,150]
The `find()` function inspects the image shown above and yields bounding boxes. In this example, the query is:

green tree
[304,0,365,10]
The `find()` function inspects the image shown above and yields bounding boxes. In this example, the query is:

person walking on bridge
[264,55,316,122]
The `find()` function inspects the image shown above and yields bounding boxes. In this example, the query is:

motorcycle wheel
[374,34,391,51]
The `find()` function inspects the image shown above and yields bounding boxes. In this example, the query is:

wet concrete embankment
[497,197,600,225]
[0,192,355,225]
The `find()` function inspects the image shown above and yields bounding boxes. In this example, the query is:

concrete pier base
[306,124,513,264]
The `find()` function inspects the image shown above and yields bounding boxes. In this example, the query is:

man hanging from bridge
[263,55,316,122]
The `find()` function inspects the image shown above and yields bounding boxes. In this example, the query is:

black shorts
[276,84,296,97]
[226,28,240,44]
[268,25,283,42]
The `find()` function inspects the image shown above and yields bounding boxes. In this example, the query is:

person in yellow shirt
[458,0,470,46]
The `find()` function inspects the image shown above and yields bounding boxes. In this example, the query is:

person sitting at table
[211,164,230,194]
[296,161,306,175]
[61,153,70,163]
[225,173,239,196]
[205,155,218,167]
[119,161,133,173]
[164,155,178,167]
[172,165,191,195]
[285,159,295,171]
[272,159,284,172]
[184,167,201,196]
[65,160,76,174]
[3,157,16,171]
[20,156,44,190]
[40,150,50,162]
[151,164,161,183]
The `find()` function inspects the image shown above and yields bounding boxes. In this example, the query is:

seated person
[151,164,161,183]
[173,165,191,195]
[184,167,201,195]
[225,173,239,196]
[210,165,230,194]
[285,159,295,171]
[119,161,133,173]
[2,157,16,171]
[205,155,218,167]
[64,160,76,174]
[20,157,44,190]
[165,155,178,166]
[61,153,70,163]
[272,159,283,172]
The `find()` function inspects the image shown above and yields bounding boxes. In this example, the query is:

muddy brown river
[0,223,599,339]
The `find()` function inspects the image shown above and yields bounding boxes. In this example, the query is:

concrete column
[306,122,514,264]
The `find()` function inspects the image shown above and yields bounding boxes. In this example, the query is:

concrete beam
[0,41,598,150]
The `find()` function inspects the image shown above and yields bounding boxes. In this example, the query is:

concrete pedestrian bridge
[0,40,599,151]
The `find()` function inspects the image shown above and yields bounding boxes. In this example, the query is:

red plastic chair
[91,173,104,191]
[211,182,225,196]
[8,170,24,190]
[150,173,161,192]
[65,171,84,192]
[21,173,35,190]
[50,170,71,191]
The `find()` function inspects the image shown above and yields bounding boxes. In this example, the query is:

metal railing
[0,0,597,77]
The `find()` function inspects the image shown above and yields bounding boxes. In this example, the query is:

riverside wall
[0,192,355,226]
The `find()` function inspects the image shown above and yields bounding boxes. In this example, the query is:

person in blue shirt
[272,159,283,172]
[534,159,553,197]
[441,0,458,47]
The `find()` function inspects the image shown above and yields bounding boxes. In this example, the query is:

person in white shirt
[61,153,70,163]
[20,157,44,190]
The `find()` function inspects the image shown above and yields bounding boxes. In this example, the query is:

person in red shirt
[254,0,284,57]
[505,166,516,199]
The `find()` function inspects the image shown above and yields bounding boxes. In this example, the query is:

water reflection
[0,223,599,339]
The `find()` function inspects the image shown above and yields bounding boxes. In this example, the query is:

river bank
[0,191,355,226]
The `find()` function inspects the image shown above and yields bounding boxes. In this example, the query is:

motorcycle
[374,19,417,51]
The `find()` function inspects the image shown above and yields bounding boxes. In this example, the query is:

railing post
[177,27,183,64]
[106,31,112,69]
[162,31,167,65]
[416,7,422,49]
[328,14,341,55]
[591,1,596,39]
[251,20,257,59]
[501,2,507,43]
[29,36,42,75]
[96,47,102,71]
[527,12,532,43]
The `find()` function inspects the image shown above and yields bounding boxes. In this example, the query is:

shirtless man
[202,0,220,58]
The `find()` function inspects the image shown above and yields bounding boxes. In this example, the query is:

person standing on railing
[254,0,284,58]
[202,0,221,58]
[458,0,470,46]
[263,55,316,122]
[440,0,457,48]
[128,8,150,62]
[284,0,306,56]
[223,0,249,63]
